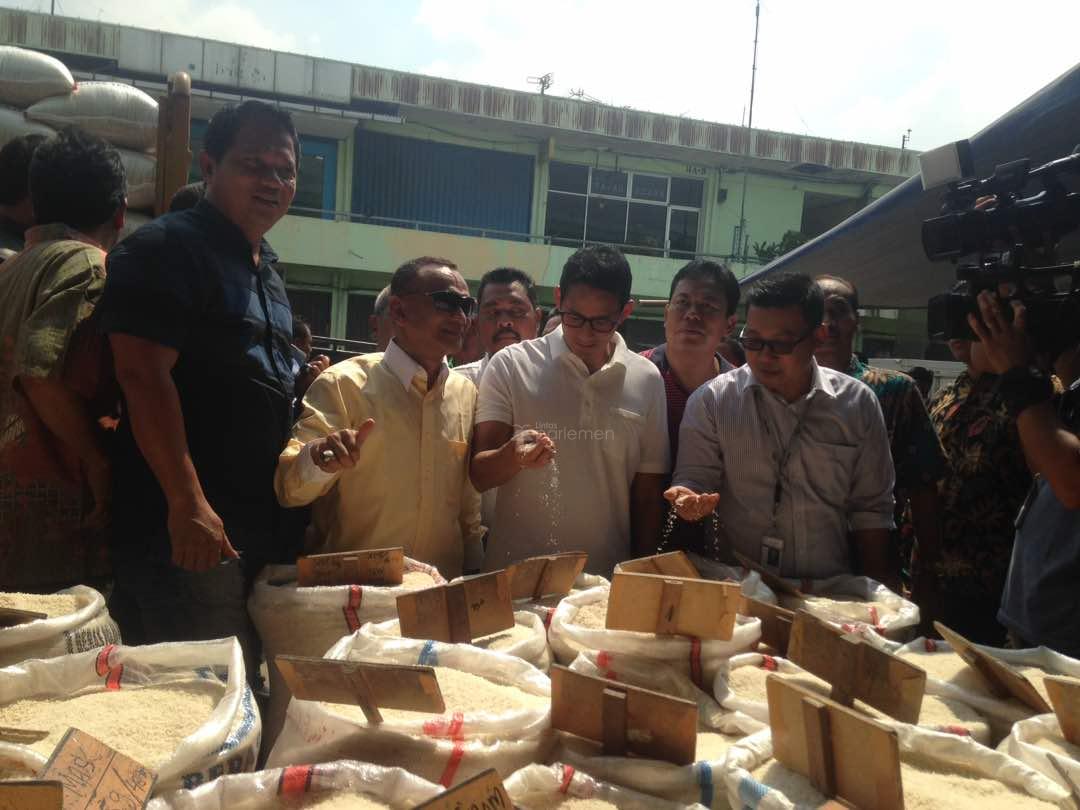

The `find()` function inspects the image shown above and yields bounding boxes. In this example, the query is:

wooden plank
[0,607,46,628]
[606,572,739,640]
[0,782,62,810]
[275,656,444,722]
[1045,676,1080,746]
[41,728,156,810]
[396,571,514,644]
[550,665,698,765]
[802,698,836,797]
[934,621,1052,713]
[601,688,628,757]
[740,596,795,656]
[506,552,588,600]
[618,551,701,579]
[414,769,512,809]
[296,547,405,587]
[788,612,925,723]
[733,550,806,598]
[768,675,903,810]
[153,72,191,217]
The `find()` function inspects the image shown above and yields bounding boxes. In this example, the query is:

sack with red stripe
[513,572,610,624]
[357,610,551,672]
[505,763,706,809]
[146,760,441,809]
[772,575,919,642]
[0,638,258,794]
[267,634,553,787]
[247,558,445,759]
[0,584,121,669]
[548,585,761,690]
[556,651,756,808]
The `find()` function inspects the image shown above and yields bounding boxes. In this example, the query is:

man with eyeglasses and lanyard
[275,256,484,578]
[666,273,896,584]
[471,245,669,576]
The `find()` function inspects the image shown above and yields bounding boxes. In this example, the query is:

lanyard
[752,386,816,530]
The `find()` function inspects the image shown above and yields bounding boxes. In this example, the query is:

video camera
[921,140,1080,354]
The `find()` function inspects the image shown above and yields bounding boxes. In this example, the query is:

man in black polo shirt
[98,101,299,672]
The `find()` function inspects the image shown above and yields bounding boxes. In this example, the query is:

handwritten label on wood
[934,621,1051,713]
[740,596,795,656]
[607,572,739,639]
[506,552,588,600]
[0,608,47,628]
[296,547,405,587]
[40,728,156,810]
[276,656,444,723]
[415,768,513,808]
[0,782,62,810]
[617,551,701,579]
[550,665,698,765]
[397,571,514,644]
[768,675,903,810]
[788,611,925,723]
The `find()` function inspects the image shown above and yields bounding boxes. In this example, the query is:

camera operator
[970,291,1080,656]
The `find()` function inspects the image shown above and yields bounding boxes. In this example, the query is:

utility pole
[733,0,761,262]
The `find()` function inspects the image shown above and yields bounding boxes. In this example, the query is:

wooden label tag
[1044,676,1080,746]
[740,596,795,656]
[606,572,739,639]
[40,728,156,810]
[296,547,405,587]
[415,768,512,808]
[768,675,903,810]
[0,608,47,628]
[506,552,588,600]
[397,570,514,644]
[550,665,698,765]
[0,781,62,810]
[788,611,925,723]
[617,551,701,579]
[733,550,806,599]
[276,656,444,723]
[934,621,1051,713]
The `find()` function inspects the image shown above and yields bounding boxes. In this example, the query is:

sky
[5,0,1080,150]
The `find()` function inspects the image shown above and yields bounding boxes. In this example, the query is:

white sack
[0,47,74,108]
[0,585,120,668]
[28,81,157,151]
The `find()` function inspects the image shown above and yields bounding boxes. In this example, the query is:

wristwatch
[999,366,1054,419]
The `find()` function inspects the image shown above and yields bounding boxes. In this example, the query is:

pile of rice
[0,592,79,619]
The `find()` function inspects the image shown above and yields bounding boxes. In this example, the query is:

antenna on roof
[570,88,604,105]
[527,73,554,95]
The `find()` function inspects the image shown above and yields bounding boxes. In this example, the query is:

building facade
[0,9,918,351]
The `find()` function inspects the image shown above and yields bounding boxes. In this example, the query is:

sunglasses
[404,289,478,319]
[739,327,815,355]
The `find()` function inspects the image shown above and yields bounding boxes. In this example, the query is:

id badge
[760,535,784,570]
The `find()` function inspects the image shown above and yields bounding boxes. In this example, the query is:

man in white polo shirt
[471,246,669,575]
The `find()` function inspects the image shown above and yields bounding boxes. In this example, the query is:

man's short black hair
[30,127,126,231]
[816,274,860,315]
[390,256,459,296]
[0,133,47,206]
[908,366,934,388]
[559,245,632,306]
[477,267,537,306]
[203,100,300,165]
[746,273,825,329]
[669,259,739,316]
[169,180,205,212]
[292,315,311,342]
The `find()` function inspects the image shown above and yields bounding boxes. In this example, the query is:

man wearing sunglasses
[666,273,896,583]
[276,256,484,578]
[471,246,669,576]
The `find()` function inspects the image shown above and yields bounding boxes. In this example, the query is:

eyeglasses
[739,327,815,355]
[404,289,478,319]
[555,308,621,334]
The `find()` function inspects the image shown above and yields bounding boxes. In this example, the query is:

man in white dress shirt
[471,246,669,575]
[666,273,896,582]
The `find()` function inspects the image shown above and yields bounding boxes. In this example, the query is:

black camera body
[922,143,1080,354]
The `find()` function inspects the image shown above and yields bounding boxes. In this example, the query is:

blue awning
[740,61,1080,308]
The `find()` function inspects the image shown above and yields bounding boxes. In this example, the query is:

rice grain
[293,794,391,809]
[573,601,608,630]
[0,592,79,619]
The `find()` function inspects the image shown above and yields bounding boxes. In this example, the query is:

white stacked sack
[268,633,554,788]
[27,81,157,151]
[0,46,74,108]
[0,638,259,793]
[0,585,120,668]
[248,558,445,756]
[147,760,442,809]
